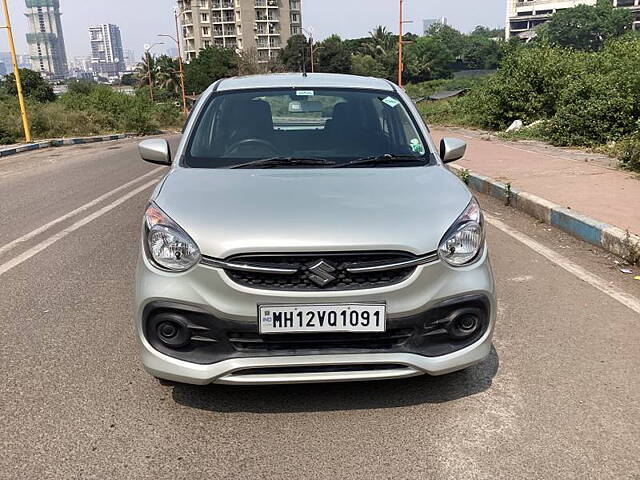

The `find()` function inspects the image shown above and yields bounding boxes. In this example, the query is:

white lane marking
[0,167,163,257]
[486,214,640,315]
[0,178,160,277]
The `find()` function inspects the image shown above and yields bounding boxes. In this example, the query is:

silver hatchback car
[136,73,495,385]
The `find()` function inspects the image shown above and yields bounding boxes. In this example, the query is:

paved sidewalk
[432,128,640,235]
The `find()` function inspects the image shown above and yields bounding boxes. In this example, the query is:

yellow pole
[1,0,32,142]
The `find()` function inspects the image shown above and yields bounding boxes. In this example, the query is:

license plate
[258,304,386,334]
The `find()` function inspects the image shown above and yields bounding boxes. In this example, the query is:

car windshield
[185,88,431,168]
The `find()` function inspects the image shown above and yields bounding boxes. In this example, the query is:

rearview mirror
[289,100,323,113]
[439,138,467,163]
[139,139,171,165]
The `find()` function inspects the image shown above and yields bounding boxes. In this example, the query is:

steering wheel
[226,138,279,156]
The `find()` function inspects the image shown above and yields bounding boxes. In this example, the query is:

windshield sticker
[410,138,426,154]
[382,96,401,108]
[296,90,315,96]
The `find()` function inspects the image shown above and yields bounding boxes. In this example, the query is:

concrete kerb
[449,164,640,265]
[0,133,131,158]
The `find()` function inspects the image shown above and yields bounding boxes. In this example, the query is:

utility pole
[1,0,32,142]
[159,13,188,117]
[144,42,163,102]
[173,8,188,116]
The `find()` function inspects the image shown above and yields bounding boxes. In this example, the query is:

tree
[425,24,466,59]
[462,36,503,70]
[238,48,285,75]
[539,0,634,51]
[367,26,396,57]
[183,46,239,94]
[279,34,312,72]
[471,26,505,39]
[315,35,352,74]
[155,55,180,95]
[120,73,136,86]
[3,68,56,103]
[404,35,454,82]
[351,54,386,78]
[344,37,373,55]
[135,52,157,88]
[66,79,96,95]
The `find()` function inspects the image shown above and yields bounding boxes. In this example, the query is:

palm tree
[367,25,396,57]
[155,55,180,94]
[136,52,157,88]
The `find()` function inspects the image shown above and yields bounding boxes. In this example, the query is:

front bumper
[135,249,496,385]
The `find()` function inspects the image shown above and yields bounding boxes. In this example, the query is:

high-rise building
[25,0,69,80]
[177,0,303,63]
[423,17,448,34]
[506,0,640,39]
[70,55,92,74]
[89,24,126,77]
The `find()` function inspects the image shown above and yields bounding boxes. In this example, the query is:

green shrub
[616,130,640,172]
[29,102,101,138]
[460,45,587,129]
[418,35,640,158]
[545,36,640,145]
[0,125,16,144]
[59,86,181,135]
[0,84,181,141]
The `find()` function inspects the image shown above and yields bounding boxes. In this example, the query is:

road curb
[0,133,132,159]
[449,164,640,265]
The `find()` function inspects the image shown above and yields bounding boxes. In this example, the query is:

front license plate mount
[258,303,387,334]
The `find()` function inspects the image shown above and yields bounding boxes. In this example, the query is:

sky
[0,0,505,59]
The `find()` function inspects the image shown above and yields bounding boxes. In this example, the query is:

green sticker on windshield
[410,138,425,154]
[382,96,401,108]
[296,90,314,96]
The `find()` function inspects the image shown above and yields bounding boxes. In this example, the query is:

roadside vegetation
[410,1,640,172]
[0,69,183,144]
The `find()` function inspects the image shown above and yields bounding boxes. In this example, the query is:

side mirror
[139,139,171,165]
[439,138,467,163]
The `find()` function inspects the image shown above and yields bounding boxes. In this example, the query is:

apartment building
[24,0,69,80]
[506,0,640,39]
[89,24,126,77]
[177,0,303,62]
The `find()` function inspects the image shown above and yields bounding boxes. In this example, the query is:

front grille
[220,252,420,291]
[228,329,414,353]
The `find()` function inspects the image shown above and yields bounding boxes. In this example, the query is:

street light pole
[1,0,32,142]
[144,42,163,102]
[174,13,188,116]
[159,12,188,117]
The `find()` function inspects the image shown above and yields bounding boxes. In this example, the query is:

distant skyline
[0,0,505,58]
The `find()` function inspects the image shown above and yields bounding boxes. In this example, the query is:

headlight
[438,198,485,266]
[143,202,201,272]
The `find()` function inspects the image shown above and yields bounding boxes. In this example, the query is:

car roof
[217,73,396,92]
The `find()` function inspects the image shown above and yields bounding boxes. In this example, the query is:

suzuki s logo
[307,260,337,287]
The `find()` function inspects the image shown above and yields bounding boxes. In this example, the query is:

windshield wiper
[333,154,427,168]
[230,156,336,169]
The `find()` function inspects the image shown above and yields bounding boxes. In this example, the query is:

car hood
[154,166,472,258]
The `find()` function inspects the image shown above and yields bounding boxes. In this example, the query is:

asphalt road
[1,138,639,480]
